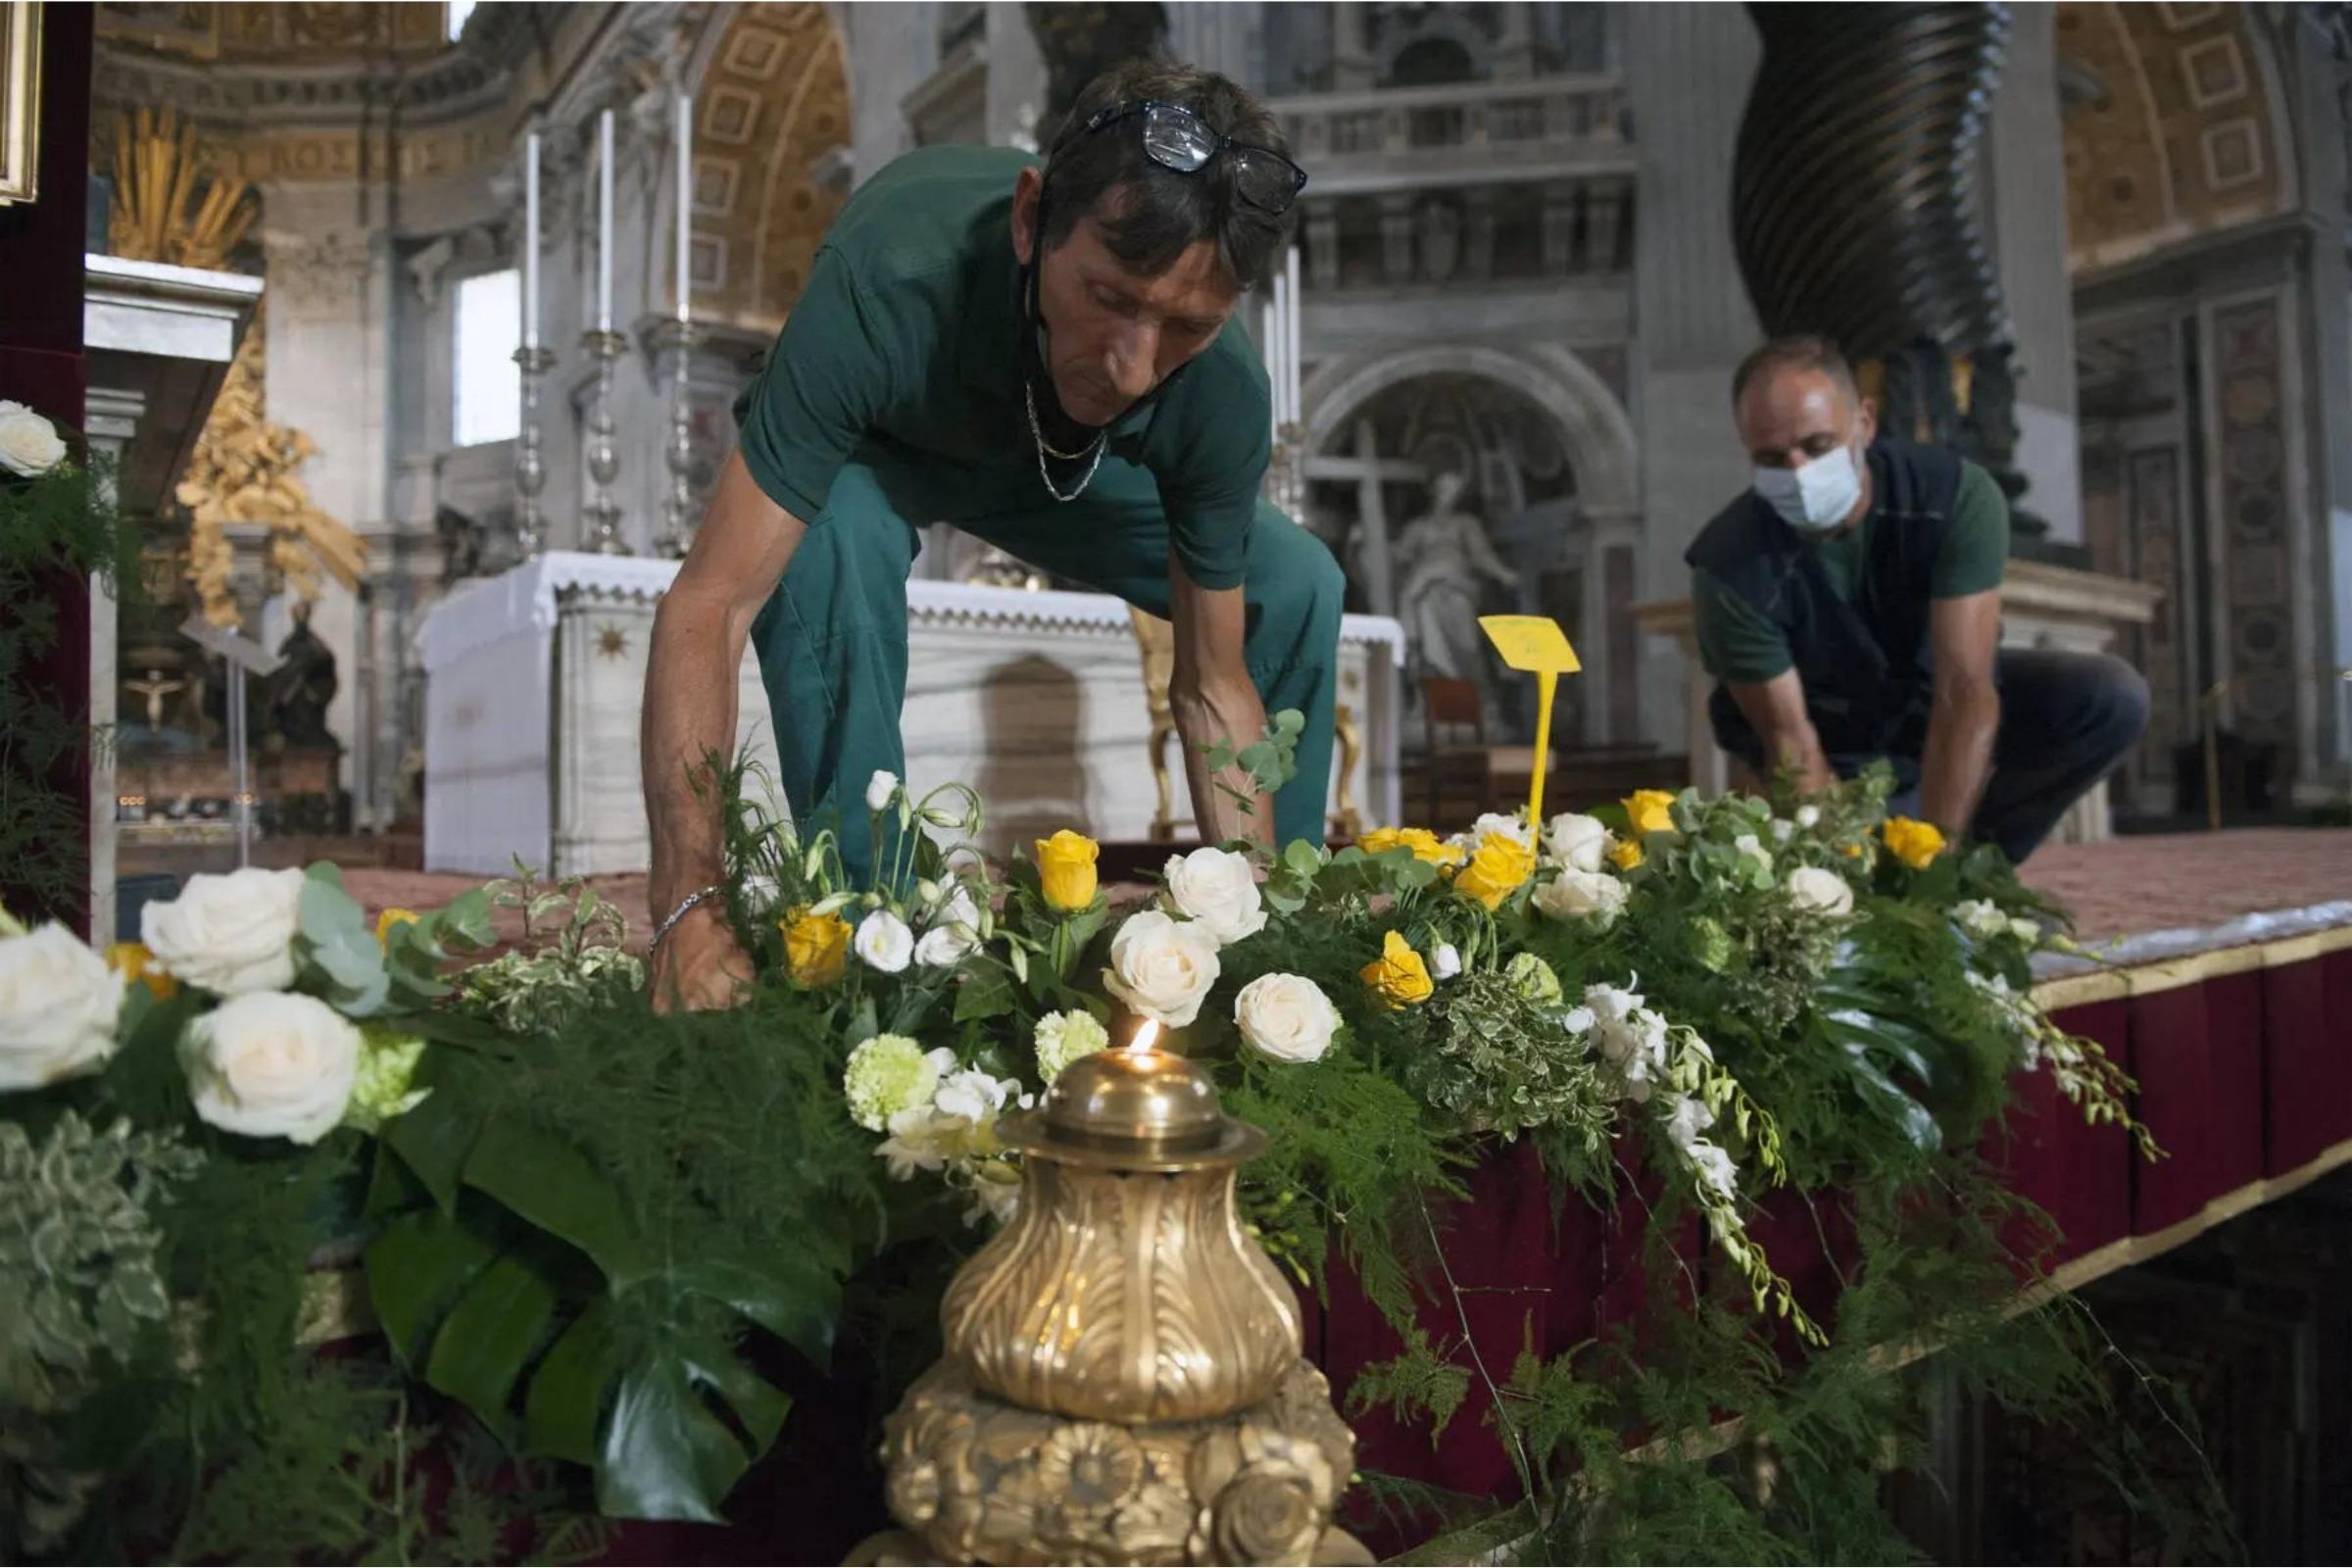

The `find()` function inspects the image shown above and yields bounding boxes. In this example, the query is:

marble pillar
[1624,3,1763,756]
[1984,2,2083,546]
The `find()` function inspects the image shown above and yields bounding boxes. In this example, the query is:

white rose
[1785,866,1855,917]
[181,991,362,1144]
[1430,943,1463,981]
[0,924,124,1091]
[1102,909,1221,1028]
[1533,865,1629,925]
[0,401,68,478]
[1770,817,1794,845]
[1233,972,1340,1064]
[1794,805,1821,829]
[142,866,306,996]
[854,909,914,973]
[1160,847,1267,946]
[864,769,900,812]
[1543,812,1610,873]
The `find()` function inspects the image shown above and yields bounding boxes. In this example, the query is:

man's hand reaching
[650,903,757,1014]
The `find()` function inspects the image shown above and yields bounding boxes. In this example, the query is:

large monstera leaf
[361,1083,843,1521]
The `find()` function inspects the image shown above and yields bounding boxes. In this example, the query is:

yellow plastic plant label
[1479,615,1581,674]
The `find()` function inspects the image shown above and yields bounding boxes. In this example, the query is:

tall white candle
[674,94,693,323]
[522,130,540,351]
[1261,299,1279,438]
[1268,273,1290,432]
[596,108,614,333]
[1285,244,1303,433]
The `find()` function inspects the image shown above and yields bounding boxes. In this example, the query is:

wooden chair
[1420,675,1551,829]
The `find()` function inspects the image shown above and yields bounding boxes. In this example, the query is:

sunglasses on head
[1075,98,1308,216]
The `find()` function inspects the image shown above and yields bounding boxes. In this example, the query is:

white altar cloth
[419,553,1404,877]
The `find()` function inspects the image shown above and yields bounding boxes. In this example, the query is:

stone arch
[1304,342,1639,518]
[2059,2,2297,272]
[680,2,852,335]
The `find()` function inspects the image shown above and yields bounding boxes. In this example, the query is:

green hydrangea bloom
[844,1033,940,1133]
[343,1025,430,1135]
[1504,952,1563,1005]
[1033,1010,1110,1083]
[1690,915,1735,973]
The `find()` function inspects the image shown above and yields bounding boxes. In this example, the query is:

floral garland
[0,728,2160,1553]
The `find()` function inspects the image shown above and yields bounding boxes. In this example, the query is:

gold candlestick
[860,1039,1368,1567]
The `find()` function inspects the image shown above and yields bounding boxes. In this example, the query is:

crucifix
[121,667,188,820]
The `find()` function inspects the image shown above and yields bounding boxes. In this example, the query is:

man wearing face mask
[1685,336,2148,864]
[640,60,1345,1011]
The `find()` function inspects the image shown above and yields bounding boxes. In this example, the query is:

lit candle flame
[1126,1018,1161,1058]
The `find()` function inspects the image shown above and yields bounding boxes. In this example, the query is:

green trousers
[747,445,1347,883]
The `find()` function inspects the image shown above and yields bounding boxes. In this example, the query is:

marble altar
[417,553,1404,877]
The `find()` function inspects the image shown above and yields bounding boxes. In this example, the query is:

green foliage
[1403,970,1613,1146]
[1349,1325,1473,1447]
[0,454,141,918]
[1204,706,1305,815]
[363,979,884,1522]
[0,1111,199,1410]
[452,861,642,1034]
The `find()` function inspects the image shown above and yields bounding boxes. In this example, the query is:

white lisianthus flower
[0,923,124,1092]
[1034,1009,1111,1082]
[1533,866,1629,926]
[181,991,363,1145]
[1430,943,1463,981]
[967,1160,1023,1225]
[1543,812,1611,873]
[1686,1140,1740,1201]
[1734,833,1773,875]
[2010,915,2042,946]
[913,886,984,968]
[141,866,307,996]
[1233,973,1341,1064]
[1770,817,1794,845]
[1160,846,1268,946]
[1102,909,1222,1027]
[0,400,68,478]
[1578,981,1669,1102]
[854,909,914,973]
[1661,1093,1716,1153]
[876,1107,948,1176]
[933,1067,1014,1125]
[1953,899,2009,939]
[1453,811,1534,852]
[864,769,900,812]
[1794,805,1822,829]
[913,927,964,968]
[1785,866,1856,917]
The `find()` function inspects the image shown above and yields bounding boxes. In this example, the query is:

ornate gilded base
[867,1358,1369,1567]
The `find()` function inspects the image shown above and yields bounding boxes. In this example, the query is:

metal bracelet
[650,885,724,952]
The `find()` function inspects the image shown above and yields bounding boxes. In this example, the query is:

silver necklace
[1024,379,1105,503]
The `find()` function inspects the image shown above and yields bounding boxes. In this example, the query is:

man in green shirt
[643,61,1343,1010]
[1686,336,2148,863]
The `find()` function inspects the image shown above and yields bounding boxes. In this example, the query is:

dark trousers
[1882,649,2150,863]
[1726,649,2151,865]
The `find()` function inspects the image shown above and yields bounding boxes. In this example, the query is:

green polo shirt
[730,144,1271,590]
[1691,459,2010,685]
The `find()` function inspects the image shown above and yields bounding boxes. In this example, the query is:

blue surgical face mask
[1752,443,1864,536]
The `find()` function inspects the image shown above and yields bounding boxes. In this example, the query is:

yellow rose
[780,906,852,988]
[1035,830,1101,911]
[1881,816,1946,870]
[375,907,420,948]
[1610,838,1645,871]
[1452,832,1536,910]
[1623,789,1679,837]
[105,941,178,1002]
[1359,930,1434,1011]
[1358,826,1464,868]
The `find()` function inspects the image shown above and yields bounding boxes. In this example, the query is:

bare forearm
[643,589,743,911]
[1173,679,1273,848]
[1760,719,1838,795]
[1918,685,2000,836]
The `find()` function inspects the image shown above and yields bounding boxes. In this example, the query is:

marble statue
[1394,470,1515,709]
[264,601,339,750]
